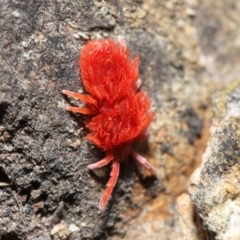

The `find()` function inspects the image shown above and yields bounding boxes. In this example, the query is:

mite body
[62,38,156,209]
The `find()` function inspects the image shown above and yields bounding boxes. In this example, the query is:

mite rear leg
[131,150,157,176]
[99,159,120,209]
[87,153,113,169]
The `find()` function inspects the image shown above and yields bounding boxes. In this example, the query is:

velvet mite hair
[62,37,157,209]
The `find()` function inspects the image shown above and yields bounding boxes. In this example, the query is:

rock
[51,221,71,239]
[176,193,198,240]
[28,233,51,240]
[189,84,240,240]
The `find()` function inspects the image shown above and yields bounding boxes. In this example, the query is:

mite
[62,37,157,209]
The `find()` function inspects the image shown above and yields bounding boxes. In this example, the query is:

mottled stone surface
[189,85,240,240]
[176,193,198,240]
[1,0,240,239]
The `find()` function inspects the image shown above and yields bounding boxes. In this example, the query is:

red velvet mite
[62,37,157,209]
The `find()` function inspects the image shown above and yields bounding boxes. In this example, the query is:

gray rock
[189,85,240,240]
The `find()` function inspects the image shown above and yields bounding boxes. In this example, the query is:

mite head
[79,39,140,103]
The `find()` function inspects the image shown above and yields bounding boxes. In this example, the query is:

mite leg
[62,90,97,105]
[65,106,95,115]
[117,36,126,49]
[99,160,120,209]
[131,150,157,177]
[62,90,96,114]
[87,153,113,169]
[135,78,142,89]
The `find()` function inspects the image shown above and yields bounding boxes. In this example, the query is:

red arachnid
[62,37,157,209]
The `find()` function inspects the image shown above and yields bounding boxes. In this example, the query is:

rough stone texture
[176,193,198,240]
[1,0,240,239]
[189,85,240,240]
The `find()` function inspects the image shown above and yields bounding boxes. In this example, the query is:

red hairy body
[62,38,156,209]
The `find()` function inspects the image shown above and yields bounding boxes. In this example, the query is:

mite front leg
[65,106,95,115]
[62,90,97,105]
[62,90,97,114]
